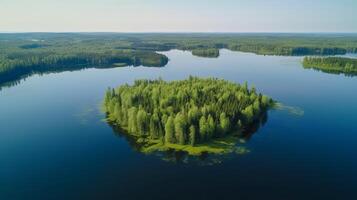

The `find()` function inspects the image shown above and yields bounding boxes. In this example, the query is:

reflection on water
[2,51,356,91]
[2,49,357,199]
[303,67,357,77]
[0,64,168,91]
[106,112,268,165]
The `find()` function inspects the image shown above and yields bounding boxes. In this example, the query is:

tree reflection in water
[107,112,268,165]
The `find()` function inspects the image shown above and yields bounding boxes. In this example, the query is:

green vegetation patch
[128,134,249,156]
[192,48,220,58]
[303,56,357,76]
[104,77,273,155]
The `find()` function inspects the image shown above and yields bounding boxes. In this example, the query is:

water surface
[1,49,357,199]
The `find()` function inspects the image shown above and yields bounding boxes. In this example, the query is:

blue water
[1,50,357,199]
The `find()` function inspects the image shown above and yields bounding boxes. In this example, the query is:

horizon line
[1,31,357,34]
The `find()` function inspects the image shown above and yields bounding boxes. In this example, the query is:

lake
[1,49,357,199]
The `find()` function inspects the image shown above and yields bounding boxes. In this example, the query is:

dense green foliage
[0,48,168,85]
[229,45,348,56]
[2,33,357,86]
[303,57,357,75]
[124,33,357,56]
[192,48,220,58]
[104,77,273,147]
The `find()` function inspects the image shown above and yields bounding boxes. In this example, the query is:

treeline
[2,33,357,86]
[192,48,220,58]
[133,41,352,56]
[120,33,357,56]
[228,45,348,56]
[303,57,357,75]
[104,77,273,146]
[0,50,168,85]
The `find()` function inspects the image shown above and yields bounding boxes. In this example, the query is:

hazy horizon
[1,0,357,33]
[1,31,357,34]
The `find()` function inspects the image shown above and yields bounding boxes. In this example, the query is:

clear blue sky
[1,0,356,32]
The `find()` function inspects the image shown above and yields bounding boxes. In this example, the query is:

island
[192,48,220,58]
[303,57,357,75]
[103,77,274,155]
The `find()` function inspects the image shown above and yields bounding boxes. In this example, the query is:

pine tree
[219,112,230,134]
[127,107,138,134]
[189,125,196,146]
[188,106,200,124]
[113,103,121,122]
[149,117,156,139]
[174,113,186,145]
[243,105,254,123]
[207,114,215,139]
[261,95,270,108]
[150,112,160,139]
[136,109,148,136]
[199,116,207,141]
[165,116,175,143]
[104,88,112,106]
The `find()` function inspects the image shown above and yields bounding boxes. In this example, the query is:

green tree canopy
[104,77,274,145]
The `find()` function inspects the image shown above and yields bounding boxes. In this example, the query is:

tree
[149,117,156,139]
[189,125,196,146]
[174,113,186,145]
[136,109,148,135]
[165,116,175,143]
[253,99,261,115]
[161,114,168,126]
[127,107,138,134]
[243,105,254,123]
[261,95,270,108]
[113,103,121,122]
[188,106,200,124]
[199,116,208,141]
[104,88,113,105]
[207,114,215,138]
[219,112,230,134]
[150,112,160,139]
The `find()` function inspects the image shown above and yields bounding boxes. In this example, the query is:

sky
[1,0,357,33]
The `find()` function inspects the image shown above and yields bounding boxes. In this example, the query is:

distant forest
[1,33,357,86]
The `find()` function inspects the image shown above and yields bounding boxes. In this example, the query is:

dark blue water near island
[1,50,357,200]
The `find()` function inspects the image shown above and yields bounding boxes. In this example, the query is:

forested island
[303,57,357,75]
[103,77,274,155]
[192,48,220,58]
[0,49,168,86]
[2,33,357,87]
